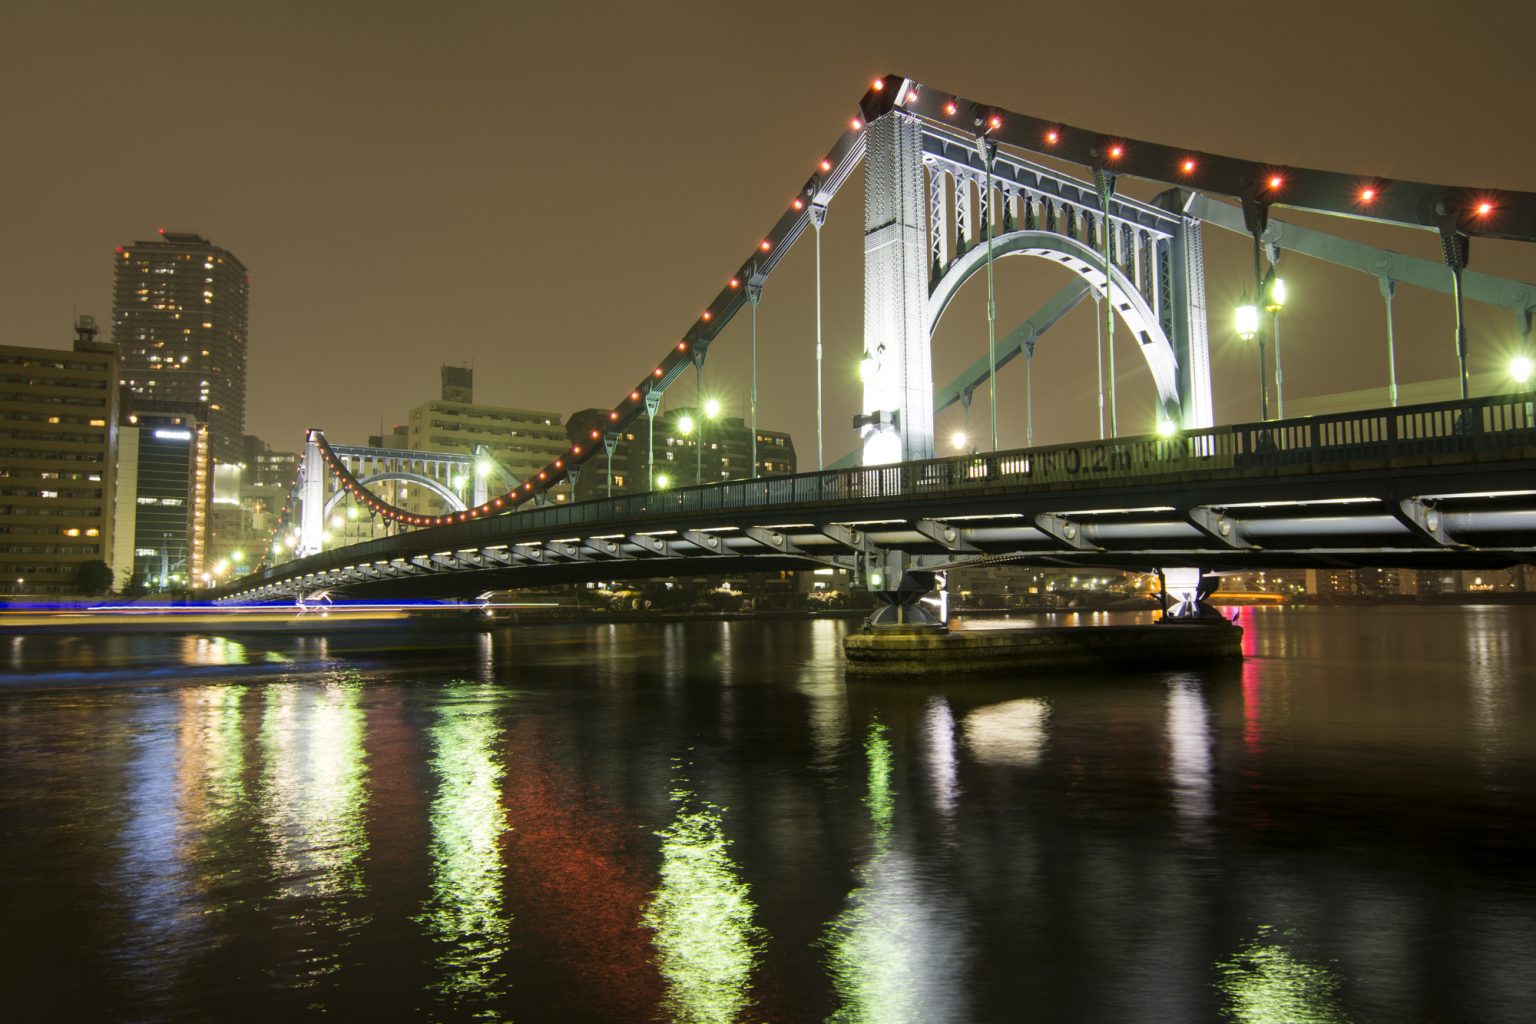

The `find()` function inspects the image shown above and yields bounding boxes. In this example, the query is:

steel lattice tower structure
[113,231,250,465]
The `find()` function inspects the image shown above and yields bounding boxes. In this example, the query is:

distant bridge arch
[321,471,467,519]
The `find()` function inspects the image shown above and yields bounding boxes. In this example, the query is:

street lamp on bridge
[1235,299,1268,420]
[1264,273,1287,419]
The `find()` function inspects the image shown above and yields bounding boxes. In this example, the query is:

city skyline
[4,2,1535,460]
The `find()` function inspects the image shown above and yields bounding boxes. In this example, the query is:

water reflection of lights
[796,619,849,769]
[259,679,369,907]
[1215,926,1351,1023]
[1241,659,1266,755]
[824,721,967,1023]
[963,699,1050,766]
[119,701,198,979]
[419,685,511,1006]
[642,783,762,1024]
[184,635,248,666]
[1165,677,1214,837]
[179,685,248,829]
[1465,607,1513,767]
[923,698,959,822]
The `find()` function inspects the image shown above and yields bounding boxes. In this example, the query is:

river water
[1,606,1532,1023]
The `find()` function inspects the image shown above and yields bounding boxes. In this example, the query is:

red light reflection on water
[499,722,664,1018]
[1233,607,1266,755]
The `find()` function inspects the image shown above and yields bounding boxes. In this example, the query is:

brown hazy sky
[5,0,1534,459]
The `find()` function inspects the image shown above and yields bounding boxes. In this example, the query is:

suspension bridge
[213,74,1536,613]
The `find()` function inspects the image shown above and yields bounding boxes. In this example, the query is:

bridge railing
[229,393,1534,594]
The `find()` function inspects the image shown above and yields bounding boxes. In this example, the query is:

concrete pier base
[843,621,1243,676]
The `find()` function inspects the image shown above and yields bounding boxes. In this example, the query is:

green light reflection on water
[418,684,512,1006]
[824,719,934,1024]
[185,684,247,826]
[642,779,763,1024]
[1216,926,1352,1023]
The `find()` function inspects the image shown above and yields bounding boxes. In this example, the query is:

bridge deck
[217,395,1535,603]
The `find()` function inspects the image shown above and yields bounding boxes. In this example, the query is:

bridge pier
[864,567,944,631]
[1158,566,1225,621]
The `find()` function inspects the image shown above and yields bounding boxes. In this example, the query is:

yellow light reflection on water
[259,677,369,906]
[1216,926,1351,1023]
[963,699,1050,766]
[418,684,511,1005]
[178,684,248,829]
[642,781,763,1024]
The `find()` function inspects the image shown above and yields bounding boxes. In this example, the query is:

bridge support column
[859,109,932,466]
[1158,567,1223,620]
[1156,190,1214,430]
[864,564,943,631]
[299,430,326,557]
[472,445,490,507]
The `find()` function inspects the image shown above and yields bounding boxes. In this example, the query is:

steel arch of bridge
[926,229,1181,412]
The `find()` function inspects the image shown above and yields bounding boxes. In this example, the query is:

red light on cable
[1475,200,1494,216]
[630,390,640,401]
[871,79,884,92]
[653,366,665,376]
[1108,144,1123,160]
[1267,174,1284,190]
[1045,128,1060,145]
[988,114,1002,131]
[572,445,582,455]
[554,459,563,469]
[728,278,739,289]
[1359,187,1376,204]
[792,197,804,211]
[759,240,771,252]
[590,429,600,439]
[677,340,688,351]
[609,411,619,421]
[944,100,958,117]
[819,158,832,173]
[1181,158,1197,175]
[850,117,862,131]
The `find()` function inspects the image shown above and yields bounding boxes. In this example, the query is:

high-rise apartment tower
[113,231,249,465]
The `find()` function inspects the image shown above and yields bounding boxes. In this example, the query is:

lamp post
[702,398,720,484]
[1236,300,1267,420]
[1264,273,1286,419]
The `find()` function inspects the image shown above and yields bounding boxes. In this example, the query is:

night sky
[5,1,1534,461]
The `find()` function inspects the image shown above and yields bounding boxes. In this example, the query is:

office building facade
[111,412,211,591]
[113,231,249,465]
[0,318,120,595]
[405,366,571,506]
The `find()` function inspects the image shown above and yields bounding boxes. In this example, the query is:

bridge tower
[859,109,934,466]
[299,429,325,557]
